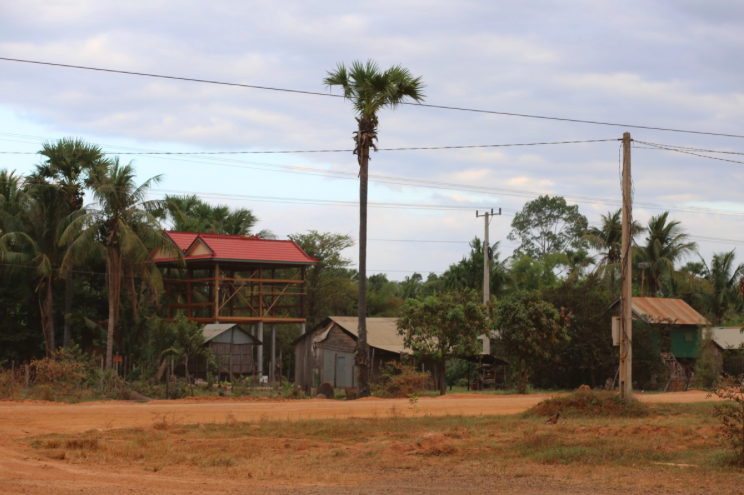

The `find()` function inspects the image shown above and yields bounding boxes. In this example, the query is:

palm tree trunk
[106,247,122,370]
[38,277,56,356]
[63,262,73,348]
[355,138,371,399]
[440,357,446,396]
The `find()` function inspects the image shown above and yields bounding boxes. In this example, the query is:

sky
[1,1,744,280]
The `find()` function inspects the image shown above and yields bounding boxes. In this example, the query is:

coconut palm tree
[0,173,67,354]
[324,60,425,397]
[635,212,697,296]
[585,209,642,298]
[37,138,108,348]
[62,160,178,369]
[698,250,744,324]
[158,194,273,237]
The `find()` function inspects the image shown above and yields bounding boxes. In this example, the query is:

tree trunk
[440,357,446,396]
[105,247,122,370]
[38,276,56,356]
[63,248,73,348]
[610,268,616,300]
[519,359,528,395]
[355,137,371,398]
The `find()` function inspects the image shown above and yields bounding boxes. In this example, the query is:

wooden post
[187,267,192,319]
[334,353,338,388]
[229,326,235,385]
[99,356,103,395]
[483,210,490,303]
[166,267,172,319]
[25,363,30,398]
[257,321,264,382]
[620,132,633,398]
[214,263,220,322]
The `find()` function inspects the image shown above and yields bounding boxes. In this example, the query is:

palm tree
[585,209,642,298]
[698,250,744,324]
[158,194,272,237]
[37,138,108,348]
[0,173,67,354]
[636,212,697,296]
[324,60,425,397]
[62,160,178,369]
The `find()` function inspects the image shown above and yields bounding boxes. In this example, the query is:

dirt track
[0,391,720,495]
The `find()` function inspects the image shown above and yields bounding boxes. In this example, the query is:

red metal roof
[631,297,710,326]
[156,231,316,265]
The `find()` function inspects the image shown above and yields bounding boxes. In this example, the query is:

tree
[37,138,108,349]
[0,172,67,355]
[397,291,488,395]
[636,212,697,296]
[159,316,211,394]
[508,195,588,259]
[62,160,177,369]
[324,60,425,398]
[157,194,272,237]
[495,291,569,394]
[698,250,744,324]
[585,209,642,298]
[442,237,507,297]
[289,231,355,327]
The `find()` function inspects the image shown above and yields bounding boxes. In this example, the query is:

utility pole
[620,132,633,398]
[475,208,501,304]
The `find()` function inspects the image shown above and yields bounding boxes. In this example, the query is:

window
[685,331,693,342]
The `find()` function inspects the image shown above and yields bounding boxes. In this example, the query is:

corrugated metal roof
[329,316,412,355]
[710,327,744,349]
[203,323,261,344]
[631,297,710,326]
[156,231,317,265]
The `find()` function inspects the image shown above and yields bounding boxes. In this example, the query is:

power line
[2,56,743,139]
[0,138,618,155]
[635,140,744,166]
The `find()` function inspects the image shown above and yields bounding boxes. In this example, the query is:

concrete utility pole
[475,208,501,304]
[620,132,633,398]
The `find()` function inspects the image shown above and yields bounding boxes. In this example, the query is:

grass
[23,401,743,490]
[525,389,651,418]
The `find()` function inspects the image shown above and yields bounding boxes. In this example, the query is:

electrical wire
[635,140,744,166]
[2,56,744,139]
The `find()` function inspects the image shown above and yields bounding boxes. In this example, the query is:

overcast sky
[2,1,744,279]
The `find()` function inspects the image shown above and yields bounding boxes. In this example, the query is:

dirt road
[0,391,721,495]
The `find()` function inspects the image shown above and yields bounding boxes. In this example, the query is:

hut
[192,323,262,380]
[292,317,413,390]
[151,231,316,382]
[707,327,744,376]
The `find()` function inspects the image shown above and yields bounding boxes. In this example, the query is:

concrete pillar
[270,324,276,383]
[257,321,264,382]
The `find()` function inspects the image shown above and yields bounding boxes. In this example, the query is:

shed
[610,297,710,359]
[193,323,262,379]
[292,317,413,390]
[708,327,744,376]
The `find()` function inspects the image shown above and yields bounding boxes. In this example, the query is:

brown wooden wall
[193,342,256,378]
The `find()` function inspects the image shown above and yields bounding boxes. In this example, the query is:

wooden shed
[292,317,413,390]
[192,323,262,379]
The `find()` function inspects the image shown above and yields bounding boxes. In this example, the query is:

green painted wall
[670,327,700,359]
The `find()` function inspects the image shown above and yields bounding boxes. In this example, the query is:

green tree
[62,160,177,369]
[289,231,355,327]
[159,316,211,393]
[495,291,568,394]
[698,250,744,324]
[508,253,565,292]
[0,172,67,355]
[508,195,588,259]
[324,60,425,398]
[157,194,271,237]
[37,138,108,348]
[397,291,488,395]
[442,237,507,297]
[636,212,697,296]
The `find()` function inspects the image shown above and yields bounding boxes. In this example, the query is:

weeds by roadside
[526,389,650,419]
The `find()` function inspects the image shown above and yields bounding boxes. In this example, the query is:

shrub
[0,367,23,400]
[711,376,744,465]
[527,389,650,418]
[695,328,720,390]
[373,362,430,398]
[30,349,88,401]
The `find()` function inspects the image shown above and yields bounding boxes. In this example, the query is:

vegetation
[324,60,425,398]
[527,388,650,418]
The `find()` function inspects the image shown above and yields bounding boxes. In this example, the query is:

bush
[695,328,720,390]
[0,367,23,400]
[29,349,88,401]
[527,389,650,418]
[373,362,430,398]
[711,376,744,465]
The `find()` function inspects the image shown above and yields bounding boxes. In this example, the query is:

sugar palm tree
[158,194,272,237]
[37,138,107,348]
[324,60,425,397]
[62,160,178,369]
[636,212,697,296]
[584,209,642,298]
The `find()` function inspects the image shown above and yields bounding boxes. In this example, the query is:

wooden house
[192,323,262,379]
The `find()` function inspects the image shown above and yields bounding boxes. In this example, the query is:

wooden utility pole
[475,208,501,304]
[620,132,633,398]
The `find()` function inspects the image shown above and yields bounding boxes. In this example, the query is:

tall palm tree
[158,194,272,237]
[0,173,66,355]
[37,138,107,348]
[584,209,642,298]
[698,250,744,324]
[62,160,178,369]
[636,212,697,296]
[324,60,425,397]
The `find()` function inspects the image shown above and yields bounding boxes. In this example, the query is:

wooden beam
[214,262,220,321]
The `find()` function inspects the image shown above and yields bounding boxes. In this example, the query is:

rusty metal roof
[628,297,710,326]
